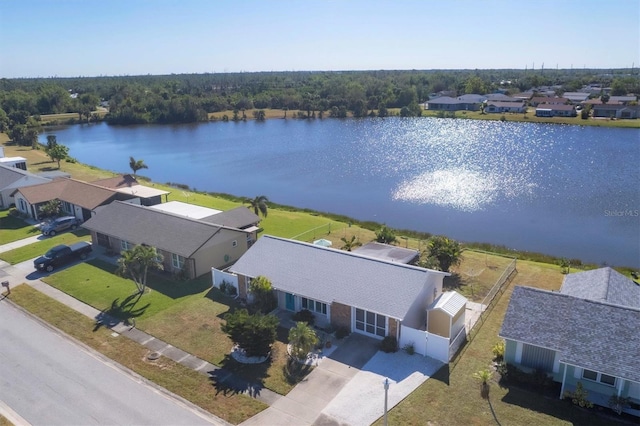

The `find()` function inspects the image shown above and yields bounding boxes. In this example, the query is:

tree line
[1,69,638,128]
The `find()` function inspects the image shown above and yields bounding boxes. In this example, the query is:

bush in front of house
[380,335,398,353]
[221,309,278,357]
[292,309,315,326]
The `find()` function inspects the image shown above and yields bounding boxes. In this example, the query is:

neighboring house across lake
[592,104,640,119]
[535,104,577,117]
[484,101,526,114]
[220,235,467,362]
[0,164,51,209]
[426,94,486,111]
[82,200,258,279]
[500,267,640,417]
[12,178,139,221]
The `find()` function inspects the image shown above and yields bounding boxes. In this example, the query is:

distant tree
[129,156,148,175]
[116,244,164,294]
[288,322,318,360]
[600,94,610,104]
[48,144,69,168]
[282,107,288,119]
[249,275,277,313]
[427,236,462,272]
[558,258,571,274]
[377,104,388,118]
[610,79,627,96]
[221,309,278,357]
[253,110,266,121]
[375,225,396,244]
[244,195,269,218]
[340,235,362,252]
[45,135,58,161]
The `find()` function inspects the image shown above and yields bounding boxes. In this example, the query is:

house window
[232,240,238,247]
[171,253,185,270]
[583,369,616,386]
[301,297,327,315]
[121,240,132,251]
[355,308,386,337]
[62,201,72,214]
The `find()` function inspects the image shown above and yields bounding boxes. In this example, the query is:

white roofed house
[225,235,468,362]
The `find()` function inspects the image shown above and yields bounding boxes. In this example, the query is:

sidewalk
[0,245,281,407]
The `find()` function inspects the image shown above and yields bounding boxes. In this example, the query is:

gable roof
[500,286,640,383]
[456,94,486,103]
[429,291,467,317]
[560,267,640,308]
[486,101,524,108]
[229,235,448,320]
[15,178,120,210]
[485,94,520,102]
[201,206,260,229]
[82,201,247,258]
[0,164,50,190]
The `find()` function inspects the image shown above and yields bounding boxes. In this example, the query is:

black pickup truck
[34,241,92,272]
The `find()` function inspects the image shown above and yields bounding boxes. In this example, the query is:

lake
[40,118,640,268]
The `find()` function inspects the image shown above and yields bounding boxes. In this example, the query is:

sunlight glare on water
[387,119,539,211]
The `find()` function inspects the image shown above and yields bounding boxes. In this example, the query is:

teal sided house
[499,268,640,416]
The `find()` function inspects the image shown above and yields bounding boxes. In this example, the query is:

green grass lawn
[7,285,266,424]
[0,229,90,264]
[44,259,311,395]
[0,209,39,245]
[374,259,624,426]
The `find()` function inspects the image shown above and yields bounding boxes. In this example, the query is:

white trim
[553,352,560,373]
[515,341,522,363]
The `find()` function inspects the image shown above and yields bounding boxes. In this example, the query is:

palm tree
[427,236,462,272]
[116,245,163,294]
[129,156,148,175]
[340,235,362,252]
[473,368,492,399]
[288,322,318,360]
[244,195,269,218]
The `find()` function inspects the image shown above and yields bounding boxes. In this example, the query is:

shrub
[380,336,398,353]
[608,394,630,415]
[249,275,277,313]
[492,341,505,361]
[292,309,315,326]
[375,225,396,244]
[563,382,593,409]
[221,309,278,357]
[403,342,415,355]
[335,326,350,340]
[288,322,318,359]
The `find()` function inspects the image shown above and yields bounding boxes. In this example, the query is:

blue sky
[1,0,638,78]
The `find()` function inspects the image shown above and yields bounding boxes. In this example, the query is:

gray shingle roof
[0,164,49,189]
[500,286,640,382]
[82,201,246,258]
[229,235,448,320]
[561,267,640,308]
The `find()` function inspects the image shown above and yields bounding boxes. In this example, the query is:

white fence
[211,268,238,293]
[399,325,456,363]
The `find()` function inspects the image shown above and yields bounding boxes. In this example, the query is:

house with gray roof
[82,201,253,279]
[0,164,51,209]
[425,94,485,111]
[484,101,526,114]
[226,235,466,362]
[500,268,640,416]
[592,104,640,119]
[535,104,576,117]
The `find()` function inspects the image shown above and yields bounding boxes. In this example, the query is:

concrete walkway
[0,238,281,407]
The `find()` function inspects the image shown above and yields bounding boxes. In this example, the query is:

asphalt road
[0,300,220,426]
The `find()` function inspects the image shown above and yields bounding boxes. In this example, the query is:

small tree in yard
[340,235,362,251]
[48,144,69,169]
[375,225,396,244]
[473,368,492,399]
[427,236,462,272]
[288,322,318,360]
[222,309,278,357]
[116,245,163,294]
[39,199,61,219]
[249,275,277,313]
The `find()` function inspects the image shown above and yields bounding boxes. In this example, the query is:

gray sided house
[82,201,253,279]
[592,104,640,119]
[426,94,486,112]
[500,268,640,416]
[225,236,466,362]
[484,101,526,114]
[0,164,51,209]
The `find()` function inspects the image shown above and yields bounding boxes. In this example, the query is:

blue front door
[285,293,295,311]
